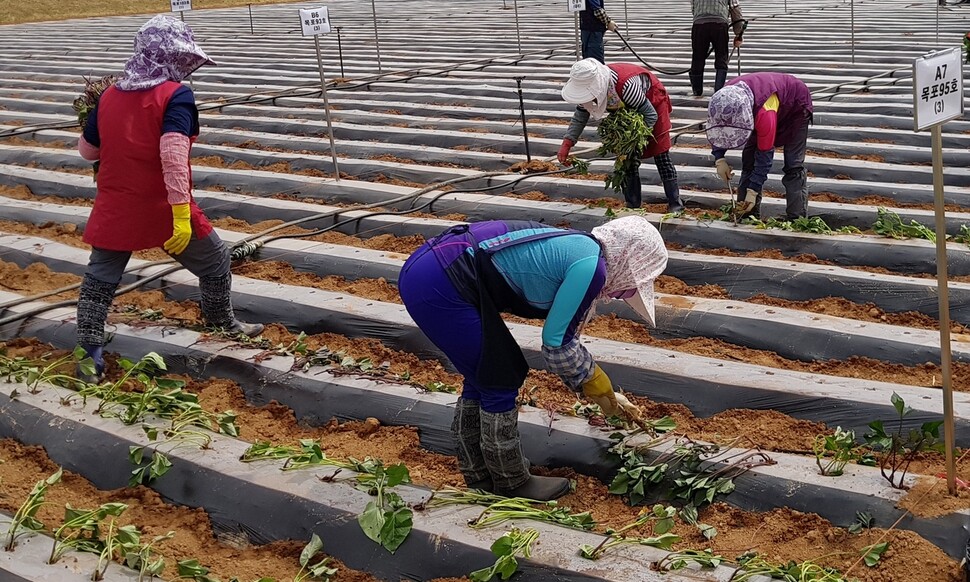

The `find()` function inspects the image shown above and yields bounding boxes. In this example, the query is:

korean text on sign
[567,0,585,13]
[913,47,964,131]
[299,7,332,37]
[170,0,192,12]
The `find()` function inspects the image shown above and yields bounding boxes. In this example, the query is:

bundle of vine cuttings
[596,106,652,193]
[71,75,116,180]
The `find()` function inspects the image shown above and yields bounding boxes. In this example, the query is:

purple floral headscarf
[706,82,755,150]
[116,15,215,91]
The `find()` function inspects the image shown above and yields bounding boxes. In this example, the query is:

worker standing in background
[689,0,745,97]
[399,216,665,501]
[558,59,684,212]
[706,72,813,219]
[580,0,618,63]
[75,15,263,382]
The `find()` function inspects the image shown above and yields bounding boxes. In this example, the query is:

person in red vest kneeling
[75,15,262,382]
[557,58,683,213]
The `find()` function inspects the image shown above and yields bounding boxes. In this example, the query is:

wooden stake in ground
[913,47,964,495]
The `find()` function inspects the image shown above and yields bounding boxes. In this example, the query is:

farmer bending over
[75,15,262,381]
[399,216,666,501]
[558,58,684,213]
[706,72,813,219]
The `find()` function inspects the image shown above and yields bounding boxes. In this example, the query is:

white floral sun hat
[591,215,668,327]
[706,82,755,150]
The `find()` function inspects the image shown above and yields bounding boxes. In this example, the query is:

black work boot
[480,408,570,501]
[76,274,117,383]
[199,273,263,336]
[621,164,642,209]
[663,179,684,213]
[688,73,704,97]
[452,398,492,491]
[714,69,728,92]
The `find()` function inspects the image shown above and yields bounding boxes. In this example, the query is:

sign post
[370,0,383,72]
[567,0,583,60]
[170,0,191,21]
[299,7,341,182]
[513,0,522,54]
[850,0,855,64]
[913,46,964,496]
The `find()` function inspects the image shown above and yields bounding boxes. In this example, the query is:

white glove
[715,158,734,182]
[736,189,759,214]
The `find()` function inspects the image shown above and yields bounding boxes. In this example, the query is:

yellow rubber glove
[163,203,192,255]
[582,364,620,417]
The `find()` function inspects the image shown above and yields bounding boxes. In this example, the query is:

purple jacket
[727,72,812,146]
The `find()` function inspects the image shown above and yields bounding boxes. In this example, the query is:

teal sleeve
[541,255,600,347]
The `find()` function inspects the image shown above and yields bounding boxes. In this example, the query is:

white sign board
[567,0,585,13]
[170,0,192,13]
[299,7,332,37]
[913,47,964,131]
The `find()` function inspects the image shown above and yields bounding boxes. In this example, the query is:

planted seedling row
[0,338,963,580]
[2,228,970,450]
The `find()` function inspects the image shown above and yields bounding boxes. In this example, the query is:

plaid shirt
[692,0,742,32]
[542,337,595,391]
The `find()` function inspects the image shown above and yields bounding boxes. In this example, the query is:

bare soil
[812,191,970,213]
[209,217,426,256]
[1,337,962,580]
[0,439,379,581]
[7,255,970,400]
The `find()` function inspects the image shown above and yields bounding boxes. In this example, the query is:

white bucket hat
[591,215,668,327]
[561,58,612,119]
[706,82,755,150]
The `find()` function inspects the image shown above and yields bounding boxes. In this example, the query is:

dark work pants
[738,112,812,219]
[690,22,729,78]
[581,29,605,63]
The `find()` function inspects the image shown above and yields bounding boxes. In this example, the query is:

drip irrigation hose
[611,20,746,76]
[0,165,592,326]
[0,45,577,141]
[0,169,504,315]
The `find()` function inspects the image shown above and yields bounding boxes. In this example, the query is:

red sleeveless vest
[609,63,673,158]
[83,81,212,252]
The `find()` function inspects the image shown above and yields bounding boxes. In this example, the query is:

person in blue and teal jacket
[398,216,668,501]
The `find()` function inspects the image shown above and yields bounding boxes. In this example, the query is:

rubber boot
[76,274,116,383]
[663,179,684,213]
[198,273,264,337]
[480,408,570,501]
[689,73,704,97]
[714,69,728,92]
[452,398,492,491]
[621,164,642,209]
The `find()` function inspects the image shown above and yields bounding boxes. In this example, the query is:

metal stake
[574,13,581,60]
[514,77,531,162]
[248,3,254,35]
[180,10,185,22]
[513,0,522,53]
[850,0,855,64]
[931,123,957,495]
[336,27,346,78]
[624,0,629,37]
[936,0,940,46]
[370,0,383,72]
[313,35,341,182]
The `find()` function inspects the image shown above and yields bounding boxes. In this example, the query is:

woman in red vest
[557,58,683,213]
[76,15,262,381]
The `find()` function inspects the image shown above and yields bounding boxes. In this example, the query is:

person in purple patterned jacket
[706,72,813,219]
